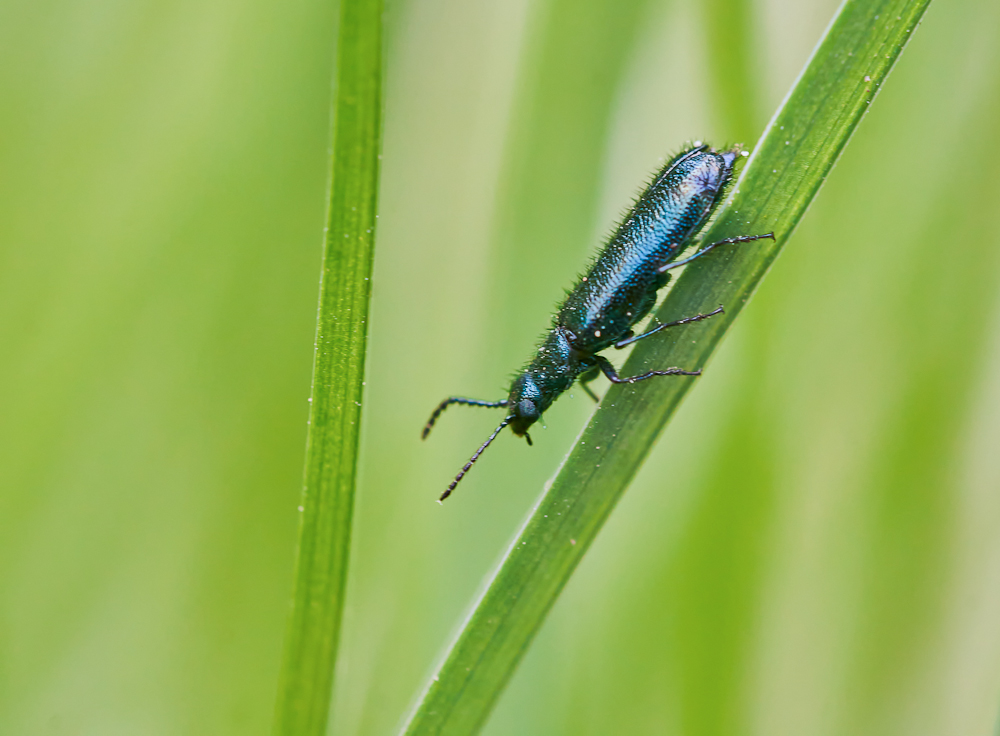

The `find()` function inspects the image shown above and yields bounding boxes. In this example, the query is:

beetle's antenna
[439,416,512,502]
[422,397,508,439]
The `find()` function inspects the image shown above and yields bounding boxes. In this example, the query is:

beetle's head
[507,373,542,438]
[435,371,542,502]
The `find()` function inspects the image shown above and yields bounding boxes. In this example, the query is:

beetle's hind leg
[578,366,602,402]
[422,397,508,439]
[594,354,700,385]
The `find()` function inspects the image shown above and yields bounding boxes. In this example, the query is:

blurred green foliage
[1,0,999,735]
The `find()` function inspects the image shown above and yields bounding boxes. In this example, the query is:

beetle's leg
[658,231,775,273]
[578,366,602,402]
[614,306,724,349]
[594,354,700,384]
[422,397,508,439]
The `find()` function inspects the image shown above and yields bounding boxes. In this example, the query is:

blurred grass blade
[272,0,383,734]
[402,0,931,733]
[700,0,760,141]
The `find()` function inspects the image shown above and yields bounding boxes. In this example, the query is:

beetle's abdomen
[558,146,734,351]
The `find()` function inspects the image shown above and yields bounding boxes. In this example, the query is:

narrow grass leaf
[402,0,932,733]
[272,1,384,734]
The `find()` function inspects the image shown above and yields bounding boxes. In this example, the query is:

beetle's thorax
[507,327,591,435]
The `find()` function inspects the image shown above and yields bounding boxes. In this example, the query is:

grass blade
[402,0,932,733]
[272,0,383,734]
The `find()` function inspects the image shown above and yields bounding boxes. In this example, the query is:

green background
[2,0,1000,734]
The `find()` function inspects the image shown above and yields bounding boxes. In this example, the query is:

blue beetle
[424,143,773,500]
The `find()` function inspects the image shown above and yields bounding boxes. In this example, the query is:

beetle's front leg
[594,354,700,384]
[578,366,601,402]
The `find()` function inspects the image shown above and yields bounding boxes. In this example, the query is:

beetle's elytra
[424,143,774,500]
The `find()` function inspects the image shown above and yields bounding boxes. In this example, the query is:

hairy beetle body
[424,144,774,500]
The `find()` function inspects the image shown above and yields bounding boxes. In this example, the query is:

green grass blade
[272,0,383,734]
[401,0,932,733]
